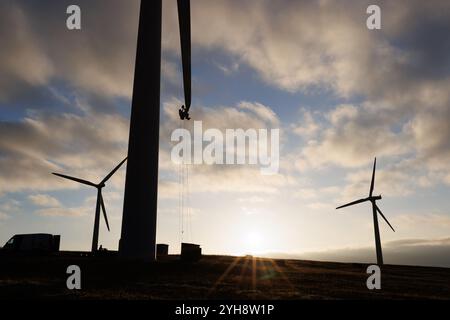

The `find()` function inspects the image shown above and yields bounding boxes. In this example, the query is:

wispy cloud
[35,206,89,217]
[0,110,128,195]
[264,237,450,268]
[0,212,9,221]
[28,194,61,207]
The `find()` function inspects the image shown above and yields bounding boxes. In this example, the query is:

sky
[1,0,450,268]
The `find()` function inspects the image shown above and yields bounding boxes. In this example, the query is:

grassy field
[0,253,449,299]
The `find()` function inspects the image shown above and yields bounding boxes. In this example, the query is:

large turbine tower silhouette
[336,158,395,265]
[119,0,191,259]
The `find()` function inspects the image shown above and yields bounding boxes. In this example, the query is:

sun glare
[244,231,264,254]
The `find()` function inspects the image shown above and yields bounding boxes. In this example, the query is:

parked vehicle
[2,234,60,253]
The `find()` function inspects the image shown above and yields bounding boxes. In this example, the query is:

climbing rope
[178,120,193,243]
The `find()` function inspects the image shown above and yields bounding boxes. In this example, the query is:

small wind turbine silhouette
[336,157,395,265]
[53,157,127,252]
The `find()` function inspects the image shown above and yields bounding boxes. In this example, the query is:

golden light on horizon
[242,231,265,255]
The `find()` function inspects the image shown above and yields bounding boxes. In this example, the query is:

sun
[244,231,263,254]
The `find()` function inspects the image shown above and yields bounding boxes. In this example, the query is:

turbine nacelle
[369,195,382,201]
[98,182,106,189]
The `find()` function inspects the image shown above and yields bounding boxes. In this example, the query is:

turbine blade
[101,157,127,184]
[52,173,97,187]
[99,192,110,232]
[369,157,376,197]
[375,204,395,232]
[336,198,369,210]
[177,0,191,111]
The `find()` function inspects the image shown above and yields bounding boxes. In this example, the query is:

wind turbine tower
[53,157,127,252]
[119,0,191,260]
[336,158,395,265]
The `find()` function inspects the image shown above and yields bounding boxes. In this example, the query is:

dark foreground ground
[0,253,449,300]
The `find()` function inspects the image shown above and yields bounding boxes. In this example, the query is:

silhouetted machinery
[2,234,60,254]
[181,243,201,261]
[157,244,169,257]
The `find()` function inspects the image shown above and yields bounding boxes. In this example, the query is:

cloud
[237,101,280,127]
[162,98,280,132]
[0,1,139,102]
[158,181,180,200]
[32,193,95,218]
[187,166,294,194]
[160,159,295,197]
[393,213,450,229]
[0,199,21,212]
[160,0,450,107]
[0,96,288,197]
[0,0,448,181]
[385,237,450,248]
[0,0,184,107]
[1,0,448,109]
[294,188,319,200]
[160,99,293,194]
[35,206,89,217]
[0,108,128,195]
[0,2,54,101]
[163,0,450,190]
[238,196,266,204]
[292,99,450,197]
[28,194,61,207]
[215,61,240,76]
[407,107,450,174]
[23,0,139,99]
[297,104,412,170]
[0,212,9,221]
[292,110,320,138]
[306,202,332,211]
[264,237,450,268]
[294,186,340,209]
[341,164,415,199]
[0,199,20,222]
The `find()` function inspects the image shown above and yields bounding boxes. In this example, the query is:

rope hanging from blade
[178,120,193,243]
[178,0,192,121]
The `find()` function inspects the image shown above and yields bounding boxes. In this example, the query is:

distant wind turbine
[53,157,127,252]
[336,157,395,265]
